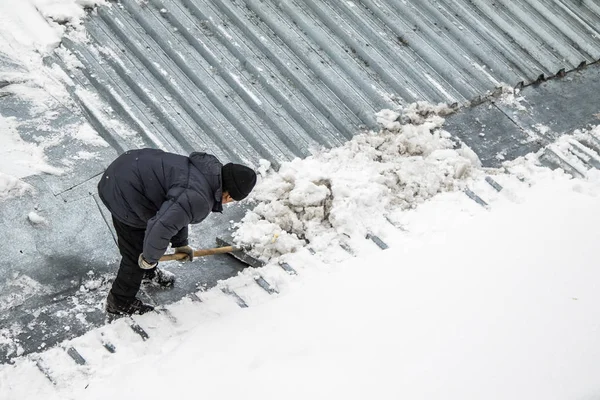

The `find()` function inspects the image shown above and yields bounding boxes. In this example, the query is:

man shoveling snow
[97,149,257,315]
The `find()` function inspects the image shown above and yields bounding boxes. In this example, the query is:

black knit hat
[221,163,257,201]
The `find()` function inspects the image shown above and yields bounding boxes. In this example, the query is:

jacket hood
[189,152,223,210]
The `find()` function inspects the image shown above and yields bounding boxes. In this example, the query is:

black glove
[174,245,194,262]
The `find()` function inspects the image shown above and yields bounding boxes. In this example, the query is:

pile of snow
[234,103,480,262]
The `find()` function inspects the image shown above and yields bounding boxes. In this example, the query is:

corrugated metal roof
[53,0,600,165]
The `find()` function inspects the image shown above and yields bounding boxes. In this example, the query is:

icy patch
[234,103,478,262]
[0,70,72,115]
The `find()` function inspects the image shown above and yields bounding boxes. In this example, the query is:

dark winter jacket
[98,149,223,263]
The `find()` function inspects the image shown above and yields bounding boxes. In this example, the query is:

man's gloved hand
[174,245,194,262]
[138,254,158,270]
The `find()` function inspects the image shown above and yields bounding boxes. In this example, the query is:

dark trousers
[110,216,148,302]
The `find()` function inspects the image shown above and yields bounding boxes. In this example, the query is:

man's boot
[143,267,176,288]
[105,291,154,315]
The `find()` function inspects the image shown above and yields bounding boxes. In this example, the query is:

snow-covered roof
[1,0,600,367]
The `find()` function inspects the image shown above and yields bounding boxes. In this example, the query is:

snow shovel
[159,238,265,268]
[159,245,244,262]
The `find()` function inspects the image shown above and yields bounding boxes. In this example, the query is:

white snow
[0,0,99,105]
[28,211,47,225]
[70,122,109,147]
[0,0,61,57]
[0,115,63,180]
[71,150,100,160]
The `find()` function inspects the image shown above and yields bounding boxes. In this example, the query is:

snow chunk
[496,85,527,111]
[256,159,272,177]
[28,211,47,225]
[401,101,453,124]
[375,109,401,131]
[288,180,330,207]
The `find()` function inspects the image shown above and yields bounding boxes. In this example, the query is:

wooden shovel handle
[159,246,242,262]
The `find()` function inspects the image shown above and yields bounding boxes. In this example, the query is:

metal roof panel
[53,0,600,165]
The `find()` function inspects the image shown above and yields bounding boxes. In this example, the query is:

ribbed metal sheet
[54,0,600,165]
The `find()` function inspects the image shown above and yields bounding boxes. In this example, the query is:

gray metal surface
[53,0,600,167]
[445,62,600,167]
